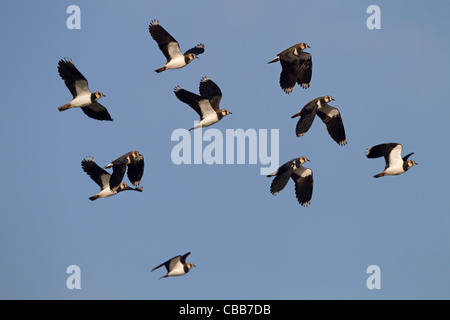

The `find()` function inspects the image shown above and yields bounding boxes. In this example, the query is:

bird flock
[57,19,418,279]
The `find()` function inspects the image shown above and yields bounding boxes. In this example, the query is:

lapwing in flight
[149,20,204,73]
[365,143,418,178]
[151,252,196,279]
[57,58,113,121]
[104,151,144,190]
[81,157,143,201]
[174,76,231,131]
[291,96,347,146]
[267,157,313,207]
[268,43,312,94]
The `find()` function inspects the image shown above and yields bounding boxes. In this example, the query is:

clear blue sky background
[0,1,449,300]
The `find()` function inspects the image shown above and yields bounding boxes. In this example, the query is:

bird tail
[89,195,100,201]
[267,57,279,64]
[158,275,168,280]
[373,172,385,178]
[155,66,167,73]
[58,103,71,112]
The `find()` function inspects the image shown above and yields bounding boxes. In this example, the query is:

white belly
[71,94,92,107]
[166,56,186,69]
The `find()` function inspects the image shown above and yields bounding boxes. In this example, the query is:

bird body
[57,58,113,121]
[291,96,347,146]
[174,77,231,130]
[365,143,418,178]
[267,157,313,207]
[149,20,204,73]
[151,252,195,279]
[268,43,312,94]
[81,157,143,200]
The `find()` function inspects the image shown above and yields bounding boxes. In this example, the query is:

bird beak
[307,45,311,48]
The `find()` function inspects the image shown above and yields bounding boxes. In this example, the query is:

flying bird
[291,96,347,146]
[266,157,313,207]
[81,157,143,201]
[174,76,231,131]
[365,143,418,178]
[268,43,312,94]
[57,58,113,121]
[151,252,196,279]
[149,19,204,73]
[104,151,144,190]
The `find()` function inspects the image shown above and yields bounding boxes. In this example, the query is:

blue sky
[0,1,449,300]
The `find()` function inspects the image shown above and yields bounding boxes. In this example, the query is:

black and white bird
[151,252,196,280]
[266,157,313,207]
[81,157,143,201]
[104,151,144,190]
[268,43,312,94]
[365,143,418,178]
[174,76,231,131]
[149,20,204,73]
[291,96,347,146]
[57,58,113,121]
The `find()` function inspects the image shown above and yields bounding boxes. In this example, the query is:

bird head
[299,43,310,50]
[298,157,310,164]
[407,160,418,169]
[221,109,232,116]
[324,96,334,103]
[94,92,105,100]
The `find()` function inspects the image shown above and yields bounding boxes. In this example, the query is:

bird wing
[296,52,312,88]
[109,158,128,190]
[149,20,183,61]
[184,44,205,56]
[127,158,144,186]
[269,161,294,195]
[365,143,403,169]
[151,255,180,272]
[81,157,110,190]
[316,102,347,145]
[402,152,414,162]
[174,86,215,119]
[291,166,313,207]
[199,77,223,111]
[279,59,299,94]
[58,58,90,98]
[180,252,191,265]
[292,100,318,138]
[80,102,113,121]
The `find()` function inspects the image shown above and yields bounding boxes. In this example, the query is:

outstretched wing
[174,86,215,119]
[184,44,205,56]
[291,166,313,207]
[199,77,222,111]
[58,58,90,98]
[316,102,346,145]
[269,161,294,195]
[80,102,113,121]
[149,20,183,61]
[81,157,110,189]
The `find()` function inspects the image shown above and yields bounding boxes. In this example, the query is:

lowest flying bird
[151,252,196,279]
